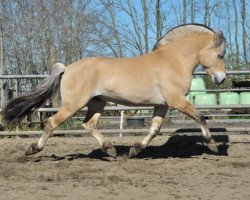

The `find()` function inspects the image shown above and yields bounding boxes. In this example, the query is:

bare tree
[170,1,180,25]
[233,0,240,68]
[142,0,149,53]
[1,0,249,76]
[183,0,187,24]
[101,0,154,56]
[2,0,95,74]
[240,0,248,66]
[226,0,233,54]
[190,0,195,23]
[155,0,162,41]
[204,0,210,26]
[98,0,124,57]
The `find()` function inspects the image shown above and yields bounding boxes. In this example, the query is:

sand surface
[0,135,249,200]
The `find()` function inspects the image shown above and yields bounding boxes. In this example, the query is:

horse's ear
[213,30,224,46]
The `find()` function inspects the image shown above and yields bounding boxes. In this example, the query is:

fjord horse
[1,24,226,158]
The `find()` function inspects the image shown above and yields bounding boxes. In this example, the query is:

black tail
[1,63,65,125]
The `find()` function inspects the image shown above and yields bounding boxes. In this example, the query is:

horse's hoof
[101,142,117,158]
[207,143,219,154]
[105,146,117,158]
[129,143,142,158]
[206,138,219,154]
[25,143,42,156]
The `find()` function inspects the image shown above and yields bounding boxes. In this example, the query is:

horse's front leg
[129,106,167,158]
[170,96,218,153]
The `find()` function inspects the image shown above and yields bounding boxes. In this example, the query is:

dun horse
[1,24,226,158]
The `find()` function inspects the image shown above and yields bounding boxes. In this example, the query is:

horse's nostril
[214,76,225,84]
[220,78,225,84]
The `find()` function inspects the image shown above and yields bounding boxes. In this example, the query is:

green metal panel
[194,93,217,106]
[186,78,206,103]
[240,92,250,104]
[219,92,240,111]
[219,92,240,105]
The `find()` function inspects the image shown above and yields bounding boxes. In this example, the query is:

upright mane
[153,23,218,50]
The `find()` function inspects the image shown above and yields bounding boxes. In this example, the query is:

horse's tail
[1,63,65,125]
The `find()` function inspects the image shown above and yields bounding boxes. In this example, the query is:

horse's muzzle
[212,72,226,84]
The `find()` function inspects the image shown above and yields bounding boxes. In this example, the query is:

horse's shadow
[129,136,228,159]
[31,135,229,162]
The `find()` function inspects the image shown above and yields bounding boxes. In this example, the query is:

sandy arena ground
[0,135,249,200]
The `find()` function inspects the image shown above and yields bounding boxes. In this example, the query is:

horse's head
[153,24,226,84]
[199,31,226,84]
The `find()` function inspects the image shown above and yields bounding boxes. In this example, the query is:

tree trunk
[226,0,233,54]
[142,0,149,53]
[183,0,187,24]
[100,0,123,57]
[233,0,240,68]
[190,0,195,23]
[156,0,162,41]
[241,0,248,66]
[204,0,210,26]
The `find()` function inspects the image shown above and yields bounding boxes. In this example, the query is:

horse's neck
[157,34,210,73]
[157,45,199,75]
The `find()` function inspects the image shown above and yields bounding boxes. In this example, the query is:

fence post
[14,79,20,131]
[14,78,19,97]
[119,107,124,137]
[50,45,60,108]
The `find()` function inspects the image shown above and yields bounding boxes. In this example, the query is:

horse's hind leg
[129,106,167,158]
[82,98,117,158]
[170,96,218,153]
[25,105,79,156]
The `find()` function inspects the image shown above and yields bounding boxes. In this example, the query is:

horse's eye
[218,54,224,59]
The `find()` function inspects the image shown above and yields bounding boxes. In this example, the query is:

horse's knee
[82,121,97,132]
[82,122,89,131]
[82,113,100,131]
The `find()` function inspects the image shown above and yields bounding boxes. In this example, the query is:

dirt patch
[0,135,249,200]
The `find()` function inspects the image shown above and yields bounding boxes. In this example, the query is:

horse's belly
[98,90,165,106]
